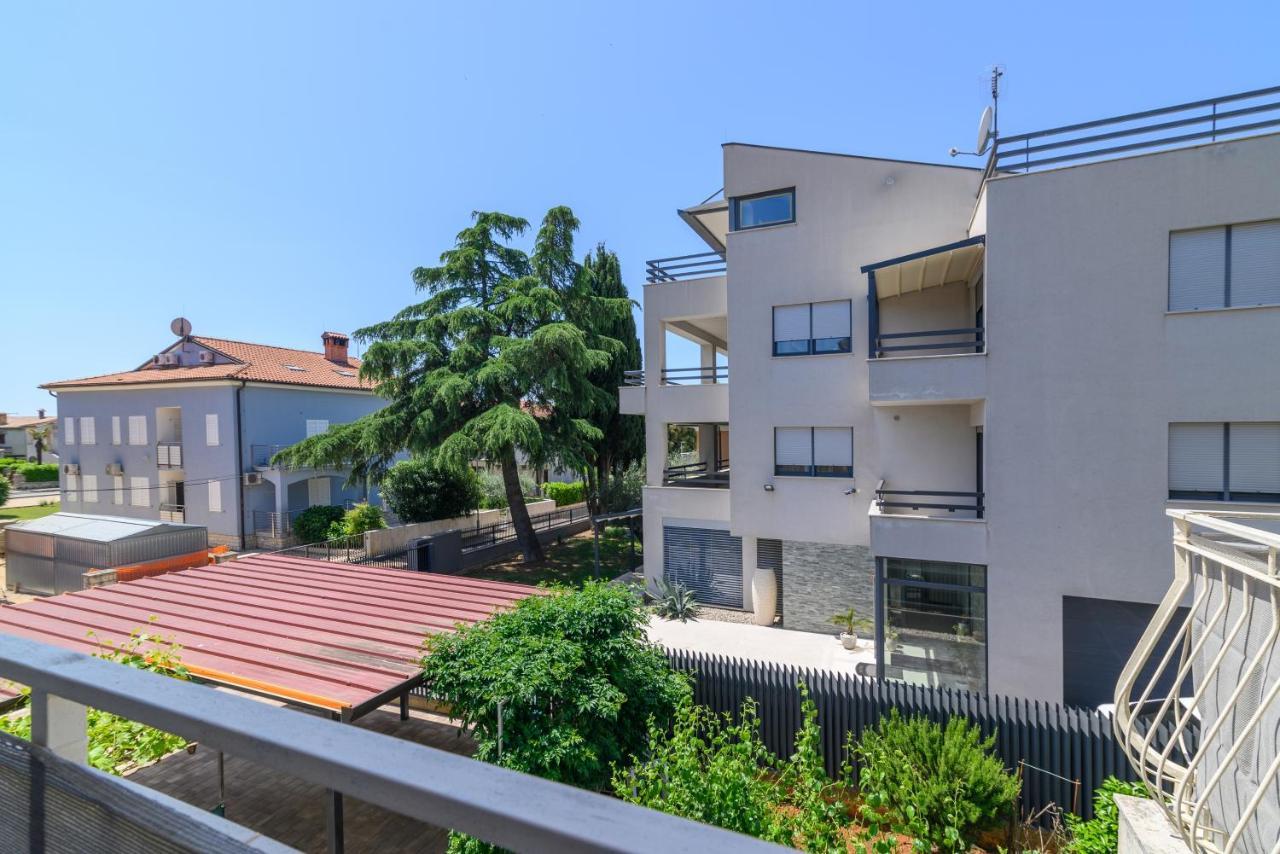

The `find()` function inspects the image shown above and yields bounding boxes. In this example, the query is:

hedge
[541,480,585,506]
[15,463,58,482]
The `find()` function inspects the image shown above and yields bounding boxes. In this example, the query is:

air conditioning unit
[242,472,263,486]
[151,355,165,366]
[62,463,80,476]
[162,353,180,366]
[105,462,124,476]
[198,351,215,364]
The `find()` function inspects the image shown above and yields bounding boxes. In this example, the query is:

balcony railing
[251,444,291,468]
[874,327,984,358]
[986,84,1280,176]
[156,441,183,468]
[1114,509,1280,854]
[645,251,726,284]
[663,460,730,489]
[158,502,185,523]
[253,508,303,537]
[624,366,728,386]
[875,487,984,519]
[0,634,777,854]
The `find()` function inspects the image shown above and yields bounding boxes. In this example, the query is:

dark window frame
[731,187,796,232]
[1168,420,1280,503]
[771,300,853,357]
[772,426,854,479]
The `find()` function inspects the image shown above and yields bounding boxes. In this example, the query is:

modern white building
[623,85,1280,705]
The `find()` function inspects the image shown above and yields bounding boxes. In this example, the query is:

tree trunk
[35,440,43,465]
[595,454,610,514]
[584,464,600,516]
[502,449,544,563]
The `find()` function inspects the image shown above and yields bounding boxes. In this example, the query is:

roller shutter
[663,526,743,608]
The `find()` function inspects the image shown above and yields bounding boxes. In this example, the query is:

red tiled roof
[0,415,56,429]
[42,336,374,392]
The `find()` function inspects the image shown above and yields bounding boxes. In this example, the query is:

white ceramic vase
[750,568,777,626]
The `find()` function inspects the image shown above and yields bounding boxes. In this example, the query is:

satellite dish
[170,317,192,337]
[976,106,994,155]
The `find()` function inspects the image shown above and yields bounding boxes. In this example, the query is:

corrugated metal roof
[8,513,201,543]
[0,554,539,717]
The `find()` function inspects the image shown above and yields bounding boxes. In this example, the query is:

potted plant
[829,607,871,650]
[953,621,971,639]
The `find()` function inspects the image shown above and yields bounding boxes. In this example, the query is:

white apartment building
[622,86,1280,705]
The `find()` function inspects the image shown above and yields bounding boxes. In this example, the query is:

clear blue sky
[3,1,1276,413]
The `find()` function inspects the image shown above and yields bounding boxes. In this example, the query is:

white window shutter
[128,415,147,446]
[79,417,95,446]
[1228,422,1280,494]
[772,304,810,343]
[1229,220,1280,307]
[811,301,851,339]
[813,428,853,469]
[1169,227,1226,311]
[1169,423,1225,492]
[306,419,329,438]
[208,480,223,513]
[112,416,121,446]
[112,475,124,505]
[65,473,78,501]
[64,418,75,445]
[206,413,220,446]
[774,427,812,468]
[130,476,150,507]
[82,474,98,503]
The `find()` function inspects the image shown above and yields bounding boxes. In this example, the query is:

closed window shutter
[775,427,812,468]
[306,419,329,438]
[1169,227,1226,311]
[79,417,95,446]
[112,416,121,446]
[112,475,124,505]
[813,427,853,469]
[1228,422,1280,494]
[128,416,147,446]
[82,474,98,502]
[1169,423,1225,492]
[208,480,223,513]
[64,418,75,445]
[1229,220,1280,307]
[206,413,220,446]
[772,304,810,343]
[131,476,150,507]
[65,473,78,501]
[811,301,850,339]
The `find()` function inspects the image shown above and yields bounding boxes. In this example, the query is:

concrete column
[697,425,716,468]
[699,342,715,384]
[29,690,87,764]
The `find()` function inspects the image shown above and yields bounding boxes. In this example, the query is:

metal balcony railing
[156,441,183,468]
[623,366,728,386]
[158,502,185,523]
[0,634,779,854]
[251,444,291,468]
[663,461,730,489]
[1114,509,1280,854]
[986,84,1280,177]
[645,251,726,284]
[874,327,984,358]
[874,487,984,519]
[253,508,303,537]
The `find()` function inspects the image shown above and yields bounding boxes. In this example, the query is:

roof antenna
[949,65,1002,158]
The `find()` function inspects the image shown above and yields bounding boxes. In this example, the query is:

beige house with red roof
[0,410,58,461]
[42,330,385,549]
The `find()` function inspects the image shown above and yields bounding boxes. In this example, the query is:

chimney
[37,408,46,419]
[322,331,350,364]
[0,414,6,425]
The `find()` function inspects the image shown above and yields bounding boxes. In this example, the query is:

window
[79,416,96,446]
[206,413,220,446]
[731,188,794,231]
[208,480,223,513]
[130,476,150,507]
[63,418,75,445]
[112,475,124,505]
[880,558,987,694]
[64,473,78,503]
[111,416,121,446]
[127,415,148,446]
[772,301,852,356]
[1169,220,1280,311]
[82,474,98,503]
[774,427,854,478]
[1169,422,1280,502]
[306,419,329,438]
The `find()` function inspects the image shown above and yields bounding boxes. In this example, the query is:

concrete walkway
[3,488,59,508]
[646,616,875,677]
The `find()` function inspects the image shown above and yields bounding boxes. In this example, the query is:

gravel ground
[697,606,776,626]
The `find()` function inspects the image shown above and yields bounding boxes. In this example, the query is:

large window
[879,558,987,694]
[1169,422,1280,502]
[774,427,853,478]
[731,188,795,231]
[772,301,852,356]
[1169,220,1280,311]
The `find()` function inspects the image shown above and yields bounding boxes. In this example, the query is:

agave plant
[653,581,700,623]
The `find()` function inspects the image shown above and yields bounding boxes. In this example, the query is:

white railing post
[29,690,88,764]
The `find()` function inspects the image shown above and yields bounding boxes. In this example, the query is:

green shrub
[343,502,387,536]
[1065,777,1149,854]
[541,480,585,506]
[380,458,480,523]
[0,476,9,506]
[652,581,699,622]
[600,462,644,512]
[476,470,539,509]
[855,710,1020,852]
[16,462,58,482]
[293,505,346,543]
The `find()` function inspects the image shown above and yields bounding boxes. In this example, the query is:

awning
[0,554,539,720]
[860,236,985,300]
[678,199,729,254]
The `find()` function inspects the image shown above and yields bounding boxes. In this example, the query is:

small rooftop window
[333,369,356,377]
[284,364,307,372]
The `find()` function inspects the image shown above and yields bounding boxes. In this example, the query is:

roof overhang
[861,236,986,300]
[678,200,729,253]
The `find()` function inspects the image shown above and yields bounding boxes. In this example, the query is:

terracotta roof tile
[42,336,373,392]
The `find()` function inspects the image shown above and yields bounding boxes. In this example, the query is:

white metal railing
[1113,509,1280,853]
[0,634,780,853]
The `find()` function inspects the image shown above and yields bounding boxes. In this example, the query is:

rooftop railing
[987,85,1280,176]
[0,634,779,853]
[645,251,726,284]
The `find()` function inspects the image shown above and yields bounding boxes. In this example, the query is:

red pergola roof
[0,554,538,718]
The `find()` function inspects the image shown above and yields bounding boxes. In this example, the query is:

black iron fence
[666,649,1133,822]
[645,251,726,284]
[460,505,590,551]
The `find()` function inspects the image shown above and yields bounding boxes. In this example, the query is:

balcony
[620,367,729,421]
[252,444,291,469]
[253,507,303,537]
[156,441,183,468]
[645,251,725,284]
[869,481,987,565]
[663,460,730,489]
[158,502,185,523]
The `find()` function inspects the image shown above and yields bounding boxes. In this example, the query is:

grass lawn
[465,526,642,588]
[0,501,60,522]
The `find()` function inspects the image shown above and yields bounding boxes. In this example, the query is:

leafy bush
[1065,777,1149,854]
[600,462,644,512]
[476,470,539,509]
[541,480,585,506]
[293,505,346,543]
[15,462,58,482]
[380,458,480,523]
[653,581,699,622]
[0,476,8,507]
[325,502,387,540]
[855,710,1020,852]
